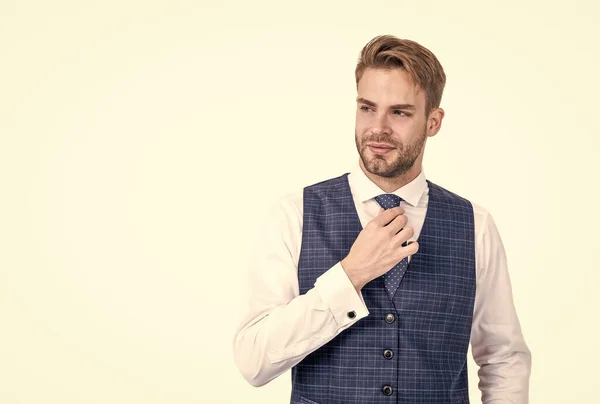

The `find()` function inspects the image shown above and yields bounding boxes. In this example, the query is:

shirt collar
[348,160,428,207]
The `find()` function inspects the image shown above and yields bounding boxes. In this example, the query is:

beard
[355,127,427,178]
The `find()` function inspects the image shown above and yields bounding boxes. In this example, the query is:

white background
[1,1,598,402]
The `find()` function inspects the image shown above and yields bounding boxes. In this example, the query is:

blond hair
[355,35,446,116]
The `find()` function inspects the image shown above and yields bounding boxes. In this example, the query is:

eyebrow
[356,97,416,110]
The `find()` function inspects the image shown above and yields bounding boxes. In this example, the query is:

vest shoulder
[304,173,349,192]
[428,180,473,207]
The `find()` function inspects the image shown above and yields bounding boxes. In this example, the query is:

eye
[392,110,409,116]
[360,105,371,112]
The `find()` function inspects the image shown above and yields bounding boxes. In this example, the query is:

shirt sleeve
[471,211,532,403]
[232,194,370,387]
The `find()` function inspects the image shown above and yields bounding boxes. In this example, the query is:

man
[233,34,531,403]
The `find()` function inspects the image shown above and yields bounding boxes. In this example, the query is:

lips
[367,143,395,154]
[368,143,394,149]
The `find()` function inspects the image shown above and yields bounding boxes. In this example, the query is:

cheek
[355,116,371,133]
[393,120,420,136]
[355,110,370,124]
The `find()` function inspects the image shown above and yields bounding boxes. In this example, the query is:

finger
[392,226,414,246]
[381,207,406,227]
[404,239,418,253]
[385,212,408,234]
[372,206,405,226]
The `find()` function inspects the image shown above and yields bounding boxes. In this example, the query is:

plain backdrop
[1,0,599,403]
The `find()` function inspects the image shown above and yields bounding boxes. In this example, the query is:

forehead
[357,67,424,107]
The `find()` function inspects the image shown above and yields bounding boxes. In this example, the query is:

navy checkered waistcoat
[291,173,476,404]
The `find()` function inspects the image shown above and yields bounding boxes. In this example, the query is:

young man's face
[355,67,434,179]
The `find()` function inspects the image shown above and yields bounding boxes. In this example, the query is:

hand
[341,206,419,292]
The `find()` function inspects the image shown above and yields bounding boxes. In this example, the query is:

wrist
[341,258,364,292]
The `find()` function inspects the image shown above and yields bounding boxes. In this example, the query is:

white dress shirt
[233,162,531,403]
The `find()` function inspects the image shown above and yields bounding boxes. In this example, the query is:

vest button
[384,313,395,323]
[347,310,356,319]
[382,385,393,396]
[383,349,393,359]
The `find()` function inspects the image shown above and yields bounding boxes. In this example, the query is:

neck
[359,159,422,193]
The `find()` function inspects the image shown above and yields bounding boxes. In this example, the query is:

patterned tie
[374,193,408,299]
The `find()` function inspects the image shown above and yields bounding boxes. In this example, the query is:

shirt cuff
[314,262,370,328]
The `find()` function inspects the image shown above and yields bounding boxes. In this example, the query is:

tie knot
[374,193,403,209]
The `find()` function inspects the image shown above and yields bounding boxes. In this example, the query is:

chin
[366,158,391,173]
[367,150,396,163]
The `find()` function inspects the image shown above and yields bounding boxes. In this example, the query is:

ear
[426,107,444,137]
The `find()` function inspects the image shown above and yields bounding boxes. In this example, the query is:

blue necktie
[374,193,408,299]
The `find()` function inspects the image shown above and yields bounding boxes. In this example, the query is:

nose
[371,112,391,136]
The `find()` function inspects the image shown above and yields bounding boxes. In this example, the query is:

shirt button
[382,385,393,396]
[383,349,393,359]
[384,313,395,324]
[347,310,356,319]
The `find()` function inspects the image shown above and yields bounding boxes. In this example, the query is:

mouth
[367,143,395,154]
